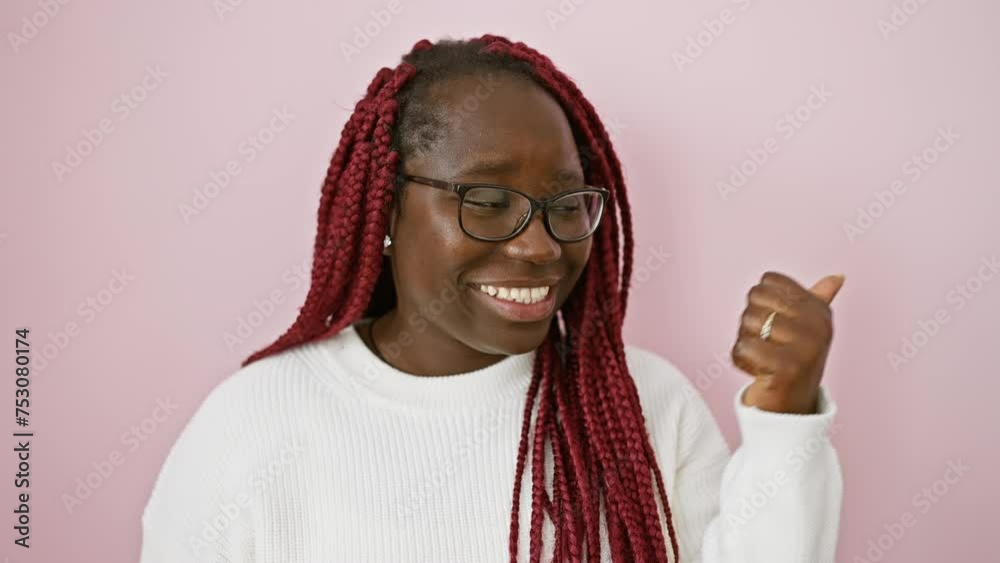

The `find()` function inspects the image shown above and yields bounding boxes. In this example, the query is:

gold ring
[760,310,777,341]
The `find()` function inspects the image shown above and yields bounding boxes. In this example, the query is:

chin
[476,317,554,356]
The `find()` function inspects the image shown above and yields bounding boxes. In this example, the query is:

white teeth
[478,284,550,304]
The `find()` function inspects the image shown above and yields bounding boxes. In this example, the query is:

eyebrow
[456,159,517,178]
[455,159,585,184]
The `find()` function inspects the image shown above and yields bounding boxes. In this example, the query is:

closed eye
[551,205,579,214]
[465,200,510,208]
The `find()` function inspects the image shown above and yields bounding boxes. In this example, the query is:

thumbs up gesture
[732,272,845,414]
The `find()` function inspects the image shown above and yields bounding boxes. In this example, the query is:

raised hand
[731,272,845,414]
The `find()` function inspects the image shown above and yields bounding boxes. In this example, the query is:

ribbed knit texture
[139,323,842,562]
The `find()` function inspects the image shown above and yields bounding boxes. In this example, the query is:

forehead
[418,73,583,183]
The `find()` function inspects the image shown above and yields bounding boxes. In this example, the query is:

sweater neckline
[309,320,537,410]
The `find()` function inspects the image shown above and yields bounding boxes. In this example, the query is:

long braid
[547,319,583,562]
[529,332,555,563]
[484,37,678,561]
[481,36,679,561]
[242,35,681,562]
[509,343,545,562]
[553,322,597,560]
[242,63,413,364]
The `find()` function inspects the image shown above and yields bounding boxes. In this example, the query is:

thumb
[809,274,846,305]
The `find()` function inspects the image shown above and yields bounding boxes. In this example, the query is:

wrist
[741,382,819,414]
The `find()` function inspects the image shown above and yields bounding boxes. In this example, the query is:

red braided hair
[242,35,680,563]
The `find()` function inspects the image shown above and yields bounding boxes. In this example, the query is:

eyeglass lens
[461,187,603,240]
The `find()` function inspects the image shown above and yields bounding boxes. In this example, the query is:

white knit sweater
[139,323,842,562]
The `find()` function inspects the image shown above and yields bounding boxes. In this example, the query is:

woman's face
[386,72,594,357]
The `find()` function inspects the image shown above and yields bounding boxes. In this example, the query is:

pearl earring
[383,234,392,248]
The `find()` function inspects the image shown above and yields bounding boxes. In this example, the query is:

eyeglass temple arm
[397,174,454,192]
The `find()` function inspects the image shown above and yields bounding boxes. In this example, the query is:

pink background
[2,0,997,561]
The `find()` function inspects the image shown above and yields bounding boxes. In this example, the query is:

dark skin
[734,272,845,414]
[355,73,594,376]
[355,72,846,414]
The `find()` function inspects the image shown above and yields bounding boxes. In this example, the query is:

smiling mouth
[467,283,557,322]
[475,284,551,304]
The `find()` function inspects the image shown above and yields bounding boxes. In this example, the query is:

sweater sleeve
[671,378,843,563]
[138,378,256,563]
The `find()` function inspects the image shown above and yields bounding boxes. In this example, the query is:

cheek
[413,196,466,246]
[431,216,468,246]
[560,240,594,297]
[569,238,594,269]
[396,214,479,298]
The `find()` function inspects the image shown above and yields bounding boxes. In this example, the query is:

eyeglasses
[396,174,610,243]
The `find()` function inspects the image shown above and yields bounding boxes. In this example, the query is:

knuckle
[747,284,765,302]
[776,287,798,308]
[731,339,746,361]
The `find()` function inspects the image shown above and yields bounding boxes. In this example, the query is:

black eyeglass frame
[396,174,610,243]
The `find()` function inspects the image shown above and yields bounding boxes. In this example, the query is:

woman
[140,35,845,562]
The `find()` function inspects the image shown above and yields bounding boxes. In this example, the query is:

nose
[502,209,561,264]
